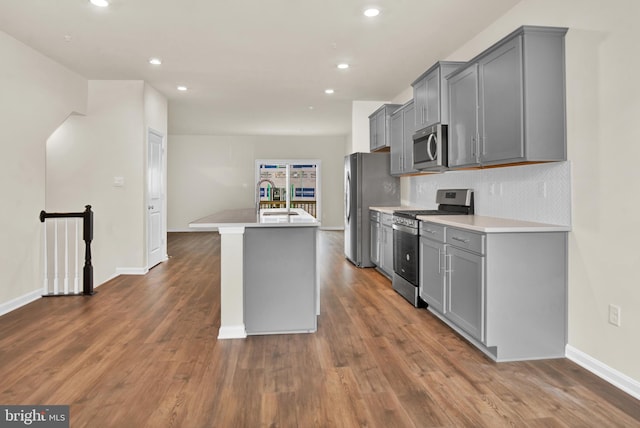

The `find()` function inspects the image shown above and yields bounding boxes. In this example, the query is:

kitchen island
[189,208,320,339]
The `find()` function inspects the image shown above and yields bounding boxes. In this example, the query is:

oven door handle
[392,223,418,235]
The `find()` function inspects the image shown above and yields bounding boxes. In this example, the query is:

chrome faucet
[256,178,276,214]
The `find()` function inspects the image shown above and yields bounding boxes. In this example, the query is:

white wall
[47,81,167,284]
[400,0,640,388]
[349,101,389,154]
[0,31,87,312]
[167,135,346,230]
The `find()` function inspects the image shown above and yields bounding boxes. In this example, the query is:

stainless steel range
[392,189,474,306]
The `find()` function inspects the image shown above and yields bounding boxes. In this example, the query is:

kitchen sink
[261,211,299,216]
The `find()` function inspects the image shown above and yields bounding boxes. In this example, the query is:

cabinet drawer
[369,210,380,222]
[420,222,446,243]
[381,213,393,227]
[446,228,485,254]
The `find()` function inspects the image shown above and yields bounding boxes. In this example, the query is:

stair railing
[40,205,94,296]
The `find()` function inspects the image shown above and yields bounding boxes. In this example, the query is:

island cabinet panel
[243,227,317,335]
[447,26,567,169]
[419,220,567,362]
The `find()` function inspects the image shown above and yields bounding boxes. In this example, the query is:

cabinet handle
[424,229,436,234]
[451,236,470,244]
[445,254,452,273]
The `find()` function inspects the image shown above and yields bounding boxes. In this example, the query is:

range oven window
[393,225,419,285]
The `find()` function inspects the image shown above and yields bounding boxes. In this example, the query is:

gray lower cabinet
[447,26,567,168]
[419,221,567,361]
[369,104,401,152]
[419,223,446,313]
[390,100,417,176]
[369,210,380,266]
[379,213,394,277]
[370,210,393,278]
[446,244,485,342]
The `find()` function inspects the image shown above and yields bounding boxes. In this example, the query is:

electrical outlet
[608,304,621,327]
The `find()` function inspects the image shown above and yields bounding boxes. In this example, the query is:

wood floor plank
[0,231,638,427]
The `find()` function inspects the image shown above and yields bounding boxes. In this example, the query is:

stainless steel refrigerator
[344,152,400,267]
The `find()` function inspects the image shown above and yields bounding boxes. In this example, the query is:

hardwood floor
[0,231,638,427]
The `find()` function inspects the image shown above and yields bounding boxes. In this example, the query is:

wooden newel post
[82,205,94,295]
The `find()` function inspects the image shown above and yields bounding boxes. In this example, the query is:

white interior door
[147,129,165,268]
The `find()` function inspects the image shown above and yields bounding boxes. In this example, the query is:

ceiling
[0,0,520,136]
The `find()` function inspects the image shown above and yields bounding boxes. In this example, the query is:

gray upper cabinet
[402,102,416,173]
[390,107,403,175]
[412,61,465,130]
[369,104,401,152]
[390,100,417,176]
[448,64,479,168]
[447,26,568,169]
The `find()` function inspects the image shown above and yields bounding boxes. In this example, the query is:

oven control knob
[406,254,410,261]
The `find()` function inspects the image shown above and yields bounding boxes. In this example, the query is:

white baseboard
[0,289,42,317]
[566,345,640,400]
[115,267,149,275]
[217,325,247,339]
[168,228,215,232]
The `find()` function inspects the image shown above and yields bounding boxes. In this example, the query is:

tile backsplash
[402,162,571,226]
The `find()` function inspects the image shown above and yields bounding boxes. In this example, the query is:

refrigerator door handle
[345,173,351,222]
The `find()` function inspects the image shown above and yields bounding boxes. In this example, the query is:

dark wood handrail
[40,205,94,296]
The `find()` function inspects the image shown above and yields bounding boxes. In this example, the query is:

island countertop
[189,207,320,229]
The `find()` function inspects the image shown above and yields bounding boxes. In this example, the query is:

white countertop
[418,215,570,233]
[369,206,431,214]
[189,208,320,229]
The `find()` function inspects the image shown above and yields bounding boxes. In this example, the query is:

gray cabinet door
[375,109,386,150]
[369,114,378,151]
[420,237,446,313]
[370,216,380,265]
[390,109,403,175]
[413,78,427,130]
[381,223,394,276]
[448,64,479,168]
[480,36,524,163]
[402,102,416,173]
[425,68,440,127]
[446,246,484,341]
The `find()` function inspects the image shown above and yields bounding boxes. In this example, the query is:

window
[256,160,321,219]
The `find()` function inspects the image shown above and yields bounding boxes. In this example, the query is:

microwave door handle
[427,133,437,161]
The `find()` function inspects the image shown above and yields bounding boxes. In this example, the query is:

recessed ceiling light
[364,8,380,17]
[325,89,335,94]
[149,58,162,65]
[308,106,315,110]
[177,86,188,91]
[90,0,109,7]
[337,63,349,70]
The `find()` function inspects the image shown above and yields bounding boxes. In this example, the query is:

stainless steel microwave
[413,124,448,171]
